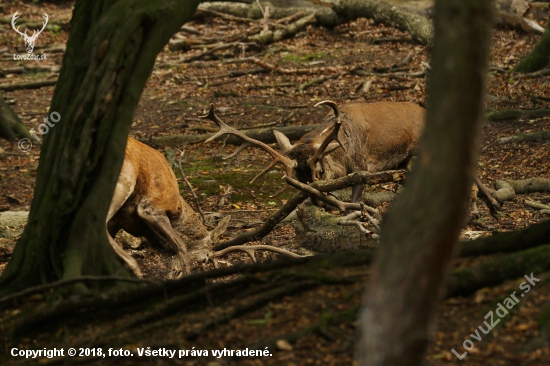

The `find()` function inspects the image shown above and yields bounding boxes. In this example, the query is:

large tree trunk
[356,0,493,365]
[0,0,201,295]
[513,16,550,72]
[0,91,31,140]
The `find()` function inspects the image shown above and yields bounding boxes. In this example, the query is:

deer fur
[106,138,230,278]
[273,102,426,201]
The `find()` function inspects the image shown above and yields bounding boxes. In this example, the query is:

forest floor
[1,1,550,365]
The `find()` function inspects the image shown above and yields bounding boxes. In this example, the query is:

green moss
[282,52,328,63]
[173,155,293,203]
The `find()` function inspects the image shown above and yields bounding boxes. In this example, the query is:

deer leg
[136,202,191,278]
[351,184,365,203]
[106,177,142,277]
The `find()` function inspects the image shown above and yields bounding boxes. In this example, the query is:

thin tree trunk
[356,0,493,365]
[0,0,201,295]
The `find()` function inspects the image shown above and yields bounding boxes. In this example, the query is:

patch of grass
[282,52,328,63]
[173,155,293,203]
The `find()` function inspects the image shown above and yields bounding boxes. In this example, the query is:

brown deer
[203,101,500,216]
[203,101,425,203]
[107,138,302,278]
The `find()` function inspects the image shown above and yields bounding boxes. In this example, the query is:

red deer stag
[107,138,302,278]
[202,101,425,203]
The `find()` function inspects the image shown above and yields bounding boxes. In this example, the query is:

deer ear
[273,130,294,154]
[210,215,231,242]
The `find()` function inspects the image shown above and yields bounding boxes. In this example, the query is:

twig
[175,149,207,225]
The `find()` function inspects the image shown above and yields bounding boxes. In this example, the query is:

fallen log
[0,80,57,92]
[486,108,550,122]
[447,243,550,297]
[294,202,378,252]
[459,219,550,257]
[495,130,550,145]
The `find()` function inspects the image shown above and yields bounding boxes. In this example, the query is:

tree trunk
[357,0,493,365]
[0,91,31,140]
[513,16,550,72]
[0,0,202,296]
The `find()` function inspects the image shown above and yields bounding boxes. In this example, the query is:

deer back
[284,102,425,181]
[113,138,208,243]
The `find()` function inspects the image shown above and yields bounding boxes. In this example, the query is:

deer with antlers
[11,11,49,53]
[107,138,302,278]
[203,101,501,218]
[202,101,425,204]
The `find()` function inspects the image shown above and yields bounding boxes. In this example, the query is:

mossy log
[495,130,550,145]
[293,202,378,252]
[459,219,550,257]
[447,243,550,297]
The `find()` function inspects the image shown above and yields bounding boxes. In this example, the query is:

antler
[213,244,308,264]
[307,100,346,181]
[201,104,297,183]
[34,13,49,37]
[11,11,27,37]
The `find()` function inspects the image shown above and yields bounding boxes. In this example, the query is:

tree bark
[0,0,202,296]
[0,91,31,140]
[513,16,550,72]
[357,0,493,365]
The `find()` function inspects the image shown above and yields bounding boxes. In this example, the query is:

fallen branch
[486,109,550,122]
[250,13,317,45]
[297,72,341,92]
[524,199,550,211]
[213,192,309,251]
[0,80,57,91]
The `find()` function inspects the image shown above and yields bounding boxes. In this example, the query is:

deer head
[11,11,49,53]
[203,101,425,202]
